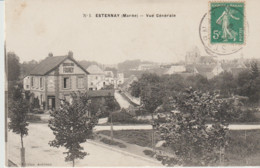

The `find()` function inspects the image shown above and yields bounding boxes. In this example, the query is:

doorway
[47,96,55,110]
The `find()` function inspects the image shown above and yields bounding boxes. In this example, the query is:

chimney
[68,51,73,58]
[48,52,53,57]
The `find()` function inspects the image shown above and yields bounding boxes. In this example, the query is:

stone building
[23,52,89,110]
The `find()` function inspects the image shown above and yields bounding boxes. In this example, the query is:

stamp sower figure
[216,6,240,41]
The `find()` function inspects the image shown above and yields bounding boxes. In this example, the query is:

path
[7,123,161,167]
[114,91,131,109]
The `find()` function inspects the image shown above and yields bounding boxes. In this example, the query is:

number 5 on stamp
[210,2,244,44]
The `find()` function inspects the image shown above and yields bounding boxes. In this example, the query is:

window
[40,77,43,88]
[31,77,34,87]
[63,77,70,89]
[96,76,98,80]
[77,77,84,88]
[90,82,93,86]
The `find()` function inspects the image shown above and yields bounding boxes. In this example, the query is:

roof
[29,55,89,75]
[87,90,114,97]
[87,65,105,75]
[198,56,217,64]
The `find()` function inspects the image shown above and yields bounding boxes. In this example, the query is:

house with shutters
[23,52,89,110]
[86,65,106,90]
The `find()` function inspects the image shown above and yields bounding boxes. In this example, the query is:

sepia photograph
[4,0,260,167]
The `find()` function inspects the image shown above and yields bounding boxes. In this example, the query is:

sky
[5,0,260,64]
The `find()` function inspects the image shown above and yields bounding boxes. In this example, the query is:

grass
[26,114,42,123]
[99,130,158,148]
[100,137,127,148]
[98,129,260,166]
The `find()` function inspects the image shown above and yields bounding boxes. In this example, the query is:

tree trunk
[110,113,114,140]
[72,159,75,167]
[20,134,25,167]
[151,113,155,152]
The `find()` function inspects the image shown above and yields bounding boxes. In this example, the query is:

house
[86,65,105,90]
[164,65,186,75]
[186,63,224,79]
[221,62,247,77]
[104,70,125,89]
[121,75,138,91]
[23,52,89,110]
[195,63,224,79]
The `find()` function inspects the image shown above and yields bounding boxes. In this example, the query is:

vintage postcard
[4,0,260,167]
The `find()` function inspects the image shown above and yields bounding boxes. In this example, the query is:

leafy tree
[8,85,29,166]
[130,81,141,97]
[250,61,259,80]
[186,74,210,92]
[20,60,38,77]
[160,74,186,92]
[7,52,21,81]
[210,72,237,97]
[155,88,237,166]
[49,92,99,167]
[237,62,260,104]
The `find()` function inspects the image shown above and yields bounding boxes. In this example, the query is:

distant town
[6,46,260,167]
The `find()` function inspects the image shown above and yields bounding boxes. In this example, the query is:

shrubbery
[32,108,44,114]
[26,114,41,122]
[143,149,155,157]
[100,137,127,148]
[108,111,149,124]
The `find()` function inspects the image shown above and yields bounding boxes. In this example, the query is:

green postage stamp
[210,2,245,44]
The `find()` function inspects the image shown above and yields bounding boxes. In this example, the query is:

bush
[108,111,149,124]
[32,108,44,114]
[100,137,126,148]
[229,108,260,123]
[27,114,41,122]
[143,149,155,157]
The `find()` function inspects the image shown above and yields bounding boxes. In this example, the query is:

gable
[58,59,86,75]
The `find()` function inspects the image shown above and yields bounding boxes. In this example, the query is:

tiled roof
[29,55,89,75]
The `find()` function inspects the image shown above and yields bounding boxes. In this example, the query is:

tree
[155,88,237,166]
[48,92,99,167]
[186,74,210,92]
[105,96,119,140]
[210,72,237,97]
[7,52,21,81]
[130,81,141,97]
[8,85,29,166]
[237,62,260,104]
[250,61,259,80]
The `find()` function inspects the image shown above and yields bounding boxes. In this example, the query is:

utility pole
[110,112,114,140]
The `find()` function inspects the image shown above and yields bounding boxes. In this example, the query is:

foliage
[26,114,42,122]
[20,60,38,77]
[210,72,237,97]
[100,129,260,166]
[130,81,141,98]
[118,59,141,72]
[237,62,260,104]
[143,149,156,157]
[7,52,20,81]
[48,92,100,166]
[100,137,127,148]
[8,84,29,148]
[98,130,159,148]
[105,96,120,112]
[155,88,236,166]
[108,110,149,124]
[32,108,44,114]
[186,74,210,92]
